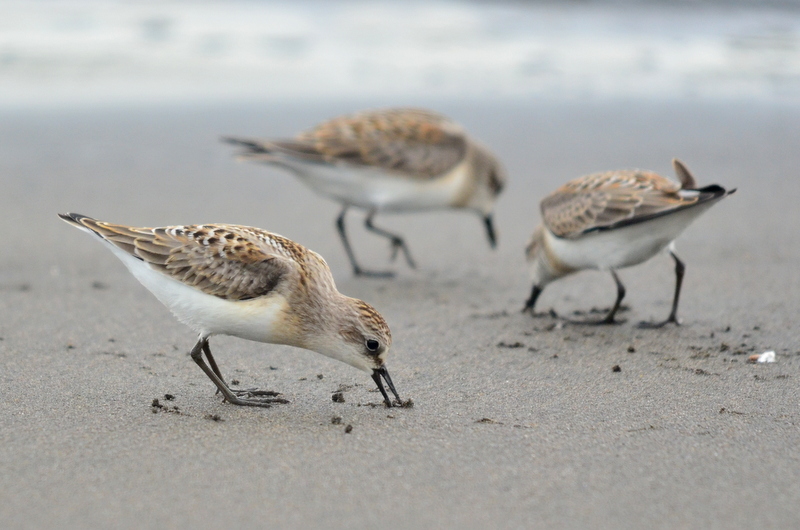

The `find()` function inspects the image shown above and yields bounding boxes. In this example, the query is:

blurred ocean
[1,0,800,107]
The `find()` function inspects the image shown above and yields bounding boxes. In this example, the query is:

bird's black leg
[336,206,361,275]
[364,209,417,270]
[201,341,279,398]
[336,206,394,278]
[638,251,684,328]
[665,251,685,324]
[202,340,226,395]
[190,338,287,407]
[565,271,626,325]
[522,284,543,315]
[599,270,627,324]
[483,214,497,249]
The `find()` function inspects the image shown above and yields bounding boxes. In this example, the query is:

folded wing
[224,108,468,180]
[59,213,300,301]
[541,170,699,239]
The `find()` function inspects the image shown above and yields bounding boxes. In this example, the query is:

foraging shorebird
[523,159,735,326]
[59,213,402,407]
[223,107,506,277]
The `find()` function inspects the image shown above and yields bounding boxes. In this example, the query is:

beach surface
[1,97,799,528]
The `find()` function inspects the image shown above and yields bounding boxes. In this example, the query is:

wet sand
[1,98,799,528]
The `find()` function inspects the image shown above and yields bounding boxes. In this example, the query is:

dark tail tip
[695,184,736,199]
[58,212,98,231]
[220,136,267,152]
[58,212,87,224]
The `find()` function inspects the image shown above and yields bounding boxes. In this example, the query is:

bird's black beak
[372,365,401,407]
[483,214,497,249]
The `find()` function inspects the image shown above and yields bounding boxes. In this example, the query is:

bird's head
[312,297,401,407]
[466,144,506,248]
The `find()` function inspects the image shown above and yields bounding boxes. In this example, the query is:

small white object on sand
[756,351,776,363]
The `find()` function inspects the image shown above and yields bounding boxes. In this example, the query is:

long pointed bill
[483,214,497,249]
[371,365,401,407]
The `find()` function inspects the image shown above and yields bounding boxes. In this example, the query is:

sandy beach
[0,97,799,528]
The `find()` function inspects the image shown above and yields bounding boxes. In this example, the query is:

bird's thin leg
[202,340,226,394]
[364,209,417,269]
[665,251,685,324]
[566,271,626,326]
[336,206,394,278]
[201,341,276,397]
[638,251,684,329]
[336,206,360,275]
[600,270,627,324]
[190,338,287,407]
[522,284,543,315]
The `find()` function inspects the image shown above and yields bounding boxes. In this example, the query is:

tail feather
[58,212,99,235]
[221,136,287,165]
[58,212,143,258]
[221,136,272,153]
[222,135,327,165]
[672,158,697,190]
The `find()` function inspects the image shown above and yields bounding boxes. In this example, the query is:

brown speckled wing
[69,216,301,301]
[272,108,469,179]
[541,170,697,238]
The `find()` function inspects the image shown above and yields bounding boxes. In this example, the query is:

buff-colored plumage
[75,219,306,301]
[59,213,401,407]
[223,107,506,277]
[540,160,701,239]
[289,108,470,180]
[524,159,734,326]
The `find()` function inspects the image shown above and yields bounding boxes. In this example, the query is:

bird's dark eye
[366,339,380,352]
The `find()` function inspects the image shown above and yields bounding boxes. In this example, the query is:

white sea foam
[1,1,799,106]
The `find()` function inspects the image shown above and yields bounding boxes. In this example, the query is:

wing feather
[226,108,468,180]
[60,214,302,301]
[541,170,697,238]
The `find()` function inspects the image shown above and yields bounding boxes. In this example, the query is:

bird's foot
[636,317,680,329]
[527,307,625,325]
[388,238,417,269]
[567,316,627,326]
[222,388,289,407]
[354,267,396,279]
[560,305,630,325]
[521,306,556,319]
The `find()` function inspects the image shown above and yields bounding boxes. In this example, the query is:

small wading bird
[523,159,735,326]
[59,213,402,407]
[223,107,506,277]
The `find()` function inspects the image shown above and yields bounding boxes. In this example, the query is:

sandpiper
[223,107,506,277]
[59,213,402,407]
[523,159,735,326]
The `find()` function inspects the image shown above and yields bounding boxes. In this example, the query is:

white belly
[108,245,288,342]
[546,201,717,271]
[276,158,471,212]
